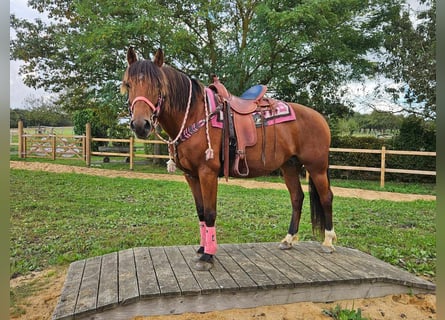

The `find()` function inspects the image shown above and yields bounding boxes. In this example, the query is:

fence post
[85,123,91,166]
[51,135,56,160]
[18,120,24,158]
[380,146,386,188]
[129,136,134,170]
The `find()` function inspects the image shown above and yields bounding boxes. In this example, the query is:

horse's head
[121,47,165,139]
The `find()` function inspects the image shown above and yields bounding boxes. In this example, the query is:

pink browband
[130,96,162,115]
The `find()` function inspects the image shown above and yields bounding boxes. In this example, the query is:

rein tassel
[167,159,176,173]
[205,148,214,160]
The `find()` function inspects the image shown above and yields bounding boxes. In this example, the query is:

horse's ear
[153,48,164,67]
[127,47,137,65]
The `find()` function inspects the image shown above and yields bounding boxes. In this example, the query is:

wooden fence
[12,121,436,187]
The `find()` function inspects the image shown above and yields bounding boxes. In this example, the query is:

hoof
[279,242,293,250]
[191,253,203,263]
[194,260,214,271]
[191,246,205,263]
[194,253,214,271]
[321,244,336,253]
[279,234,298,250]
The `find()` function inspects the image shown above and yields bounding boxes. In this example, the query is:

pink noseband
[130,96,158,114]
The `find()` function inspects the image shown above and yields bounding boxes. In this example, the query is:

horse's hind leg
[279,159,304,250]
[307,169,337,252]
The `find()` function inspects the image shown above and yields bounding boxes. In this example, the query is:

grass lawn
[10,169,436,282]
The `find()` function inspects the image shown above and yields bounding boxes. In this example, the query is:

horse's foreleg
[279,163,304,250]
[184,174,206,257]
[194,170,219,271]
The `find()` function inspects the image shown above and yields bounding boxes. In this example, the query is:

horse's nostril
[144,120,151,131]
[130,121,135,131]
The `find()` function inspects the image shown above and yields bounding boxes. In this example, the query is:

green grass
[10,169,436,282]
[323,304,369,320]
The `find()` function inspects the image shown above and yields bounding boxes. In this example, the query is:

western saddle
[208,75,277,178]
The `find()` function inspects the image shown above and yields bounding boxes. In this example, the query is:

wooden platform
[52,242,435,320]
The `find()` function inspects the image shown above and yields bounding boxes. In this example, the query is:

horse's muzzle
[130,119,151,139]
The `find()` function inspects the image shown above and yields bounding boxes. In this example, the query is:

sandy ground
[9,161,436,202]
[10,268,436,320]
[10,161,436,319]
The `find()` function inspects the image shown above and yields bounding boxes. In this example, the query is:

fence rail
[11,122,436,187]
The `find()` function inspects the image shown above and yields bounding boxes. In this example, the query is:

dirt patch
[9,161,436,319]
[10,268,66,320]
[133,294,436,320]
[10,267,436,320]
[9,161,436,202]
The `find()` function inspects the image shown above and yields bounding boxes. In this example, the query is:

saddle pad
[206,87,296,129]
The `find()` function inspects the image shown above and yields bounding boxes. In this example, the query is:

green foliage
[9,97,72,128]
[381,0,436,119]
[10,0,416,121]
[393,115,436,151]
[72,109,109,150]
[72,109,104,137]
[330,135,435,183]
[323,304,369,320]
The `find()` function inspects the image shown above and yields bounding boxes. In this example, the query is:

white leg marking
[322,228,337,252]
[279,233,299,249]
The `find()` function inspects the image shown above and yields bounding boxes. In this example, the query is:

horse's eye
[123,82,131,90]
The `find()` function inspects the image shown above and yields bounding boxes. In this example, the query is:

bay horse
[121,47,336,271]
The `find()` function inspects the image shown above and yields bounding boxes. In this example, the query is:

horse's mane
[125,59,202,113]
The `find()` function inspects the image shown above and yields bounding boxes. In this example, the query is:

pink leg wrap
[199,222,206,247]
[205,226,217,255]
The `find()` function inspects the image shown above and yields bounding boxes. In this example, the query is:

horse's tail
[309,176,326,236]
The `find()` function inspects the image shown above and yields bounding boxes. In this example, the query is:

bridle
[127,77,214,171]
[128,94,164,119]
[128,78,193,146]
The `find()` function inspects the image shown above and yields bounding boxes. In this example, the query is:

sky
[9,0,429,112]
[10,0,51,109]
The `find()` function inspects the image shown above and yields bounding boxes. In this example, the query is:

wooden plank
[149,247,181,296]
[255,243,306,287]
[178,245,220,294]
[264,243,330,283]
[386,150,436,156]
[53,242,436,320]
[294,243,349,282]
[256,243,307,285]
[133,247,160,298]
[240,244,293,288]
[207,250,240,292]
[223,243,275,289]
[75,256,101,315]
[215,245,257,291]
[300,242,377,281]
[77,281,433,320]
[330,148,382,153]
[118,249,139,304]
[52,259,85,319]
[337,245,435,290]
[290,243,345,282]
[164,246,201,295]
[385,168,436,175]
[97,252,118,311]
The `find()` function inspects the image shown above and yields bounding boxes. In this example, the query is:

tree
[380,0,436,119]
[9,96,72,128]
[11,0,406,122]
[394,115,436,151]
